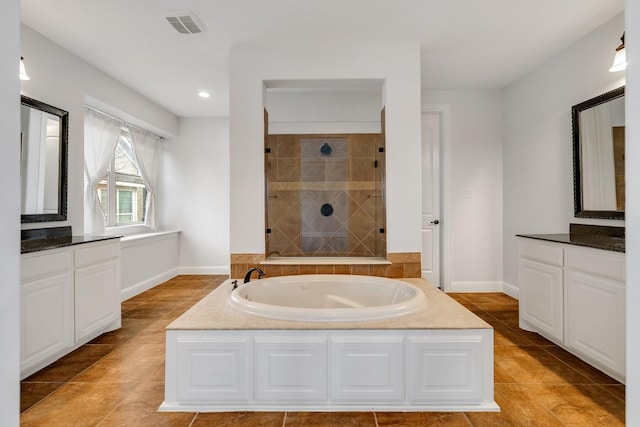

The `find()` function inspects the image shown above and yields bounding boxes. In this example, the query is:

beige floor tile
[20,382,138,426]
[284,411,376,427]
[97,382,196,427]
[192,411,285,427]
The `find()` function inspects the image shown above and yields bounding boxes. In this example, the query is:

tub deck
[162,278,498,413]
[167,278,490,330]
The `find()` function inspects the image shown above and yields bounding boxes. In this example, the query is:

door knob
[430,219,440,225]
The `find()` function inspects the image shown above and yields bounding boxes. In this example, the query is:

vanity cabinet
[20,239,121,378]
[518,238,625,382]
[74,242,121,341]
[518,241,564,341]
[20,249,73,374]
[564,246,625,377]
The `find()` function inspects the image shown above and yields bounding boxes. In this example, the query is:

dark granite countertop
[517,224,625,253]
[21,226,121,254]
[21,235,121,254]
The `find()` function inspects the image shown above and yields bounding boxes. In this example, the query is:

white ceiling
[20,0,624,118]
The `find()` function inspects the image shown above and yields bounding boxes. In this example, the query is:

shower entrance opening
[265,133,386,258]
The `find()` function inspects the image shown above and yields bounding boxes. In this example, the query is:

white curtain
[84,108,121,234]
[128,126,161,229]
[580,104,617,210]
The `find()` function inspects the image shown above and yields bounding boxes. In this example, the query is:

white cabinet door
[519,258,564,341]
[565,269,625,377]
[407,334,488,403]
[74,259,120,342]
[330,337,404,402]
[174,336,253,403]
[254,337,327,402]
[21,272,73,372]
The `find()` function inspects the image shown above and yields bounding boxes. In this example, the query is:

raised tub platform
[161,278,498,412]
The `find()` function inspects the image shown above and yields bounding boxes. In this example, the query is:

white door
[421,112,441,287]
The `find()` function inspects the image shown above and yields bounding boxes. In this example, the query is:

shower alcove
[264,81,387,262]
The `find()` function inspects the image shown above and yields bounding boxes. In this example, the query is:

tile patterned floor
[20,276,625,426]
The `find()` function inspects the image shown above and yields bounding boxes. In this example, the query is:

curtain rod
[84,105,165,140]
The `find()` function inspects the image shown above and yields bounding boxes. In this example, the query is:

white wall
[160,117,230,274]
[267,90,382,134]
[625,1,639,423]
[503,13,625,290]
[229,45,422,255]
[19,25,179,234]
[422,90,504,292]
[1,1,20,423]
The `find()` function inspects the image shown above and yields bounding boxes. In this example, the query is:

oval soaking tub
[229,274,427,322]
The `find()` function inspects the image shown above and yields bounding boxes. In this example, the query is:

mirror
[21,96,68,223]
[572,86,624,219]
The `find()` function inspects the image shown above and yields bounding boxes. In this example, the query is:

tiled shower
[265,133,386,257]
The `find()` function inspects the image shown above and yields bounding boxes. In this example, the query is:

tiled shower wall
[265,134,386,257]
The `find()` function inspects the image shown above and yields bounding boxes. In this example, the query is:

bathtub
[229,274,427,322]
[162,277,498,413]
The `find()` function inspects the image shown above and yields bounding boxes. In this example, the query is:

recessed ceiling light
[198,91,211,98]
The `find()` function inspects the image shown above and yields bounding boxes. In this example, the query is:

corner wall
[625,0,639,423]
[503,13,625,291]
[0,1,21,423]
[160,117,230,274]
[229,45,422,260]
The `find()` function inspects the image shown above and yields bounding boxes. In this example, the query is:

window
[96,129,147,227]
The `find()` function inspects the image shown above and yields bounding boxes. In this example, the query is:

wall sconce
[20,56,30,80]
[609,33,626,72]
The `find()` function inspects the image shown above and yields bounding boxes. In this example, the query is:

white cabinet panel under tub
[408,335,488,403]
[20,238,121,379]
[330,336,404,402]
[518,237,626,382]
[255,337,328,402]
[172,336,253,403]
[162,329,497,412]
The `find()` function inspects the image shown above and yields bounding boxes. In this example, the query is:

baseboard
[448,281,505,293]
[178,266,230,275]
[121,267,179,301]
[501,281,520,299]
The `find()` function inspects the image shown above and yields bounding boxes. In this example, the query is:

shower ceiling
[20,0,624,117]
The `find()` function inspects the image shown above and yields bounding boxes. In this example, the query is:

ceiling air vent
[165,12,205,34]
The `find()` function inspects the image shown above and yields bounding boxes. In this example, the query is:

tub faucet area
[243,267,265,283]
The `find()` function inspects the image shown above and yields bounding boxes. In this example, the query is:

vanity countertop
[517,224,625,253]
[21,226,121,254]
[21,235,121,254]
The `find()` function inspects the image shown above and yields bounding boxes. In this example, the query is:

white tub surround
[230,275,426,322]
[162,278,497,412]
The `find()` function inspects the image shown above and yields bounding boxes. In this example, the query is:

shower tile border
[230,252,421,279]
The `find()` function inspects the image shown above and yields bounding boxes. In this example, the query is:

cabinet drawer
[565,247,625,281]
[519,239,563,266]
[21,250,70,281]
[74,240,120,268]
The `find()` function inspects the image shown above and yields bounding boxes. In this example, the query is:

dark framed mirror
[572,86,625,219]
[20,95,68,223]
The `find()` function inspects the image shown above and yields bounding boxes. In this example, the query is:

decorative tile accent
[229,252,421,279]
